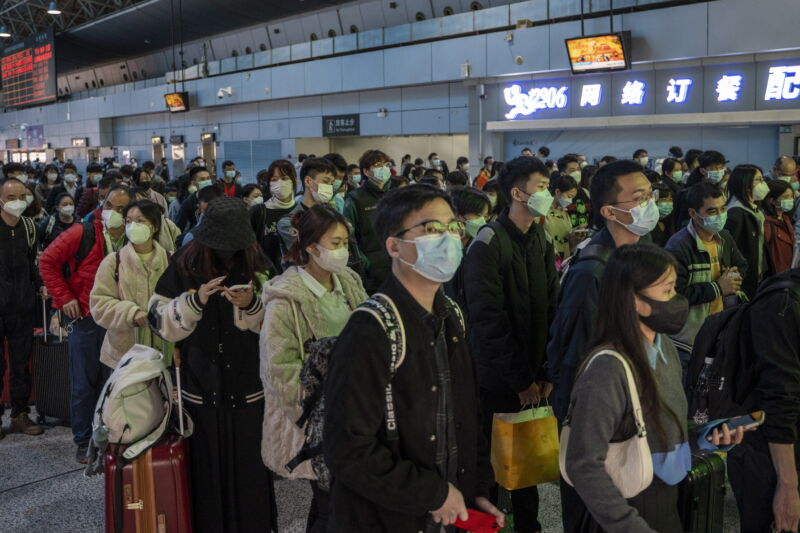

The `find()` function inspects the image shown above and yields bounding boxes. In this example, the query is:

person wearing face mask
[659,158,683,197]
[772,155,798,188]
[456,156,470,180]
[260,205,367,533]
[38,192,78,250]
[40,185,133,461]
[36,163,59,206]
[545,174,580,261]
[475,156,495,190]
[0,177,45,439]
[464,156,558,533]
[633,148,650,169]
[557,154,582,182]
[346,163,362,190]
[46,163,83,213]
[725,164,769,299]
[343,150,394,293]
[74,163,105,219]
[217,160,243,198]
[675,150,728,228]
[649,185,676,248]
[241,183,264,208]
[132,168,168,213]
[482,178,505,222]
[176,166,216,232]
[444,187,491,314]
[549,161,664,532]
[22,181,46,221]
[665,182,747,382]
[89,200,170,370]
[323,153,350,213]
[250,160,298,274]
[762,179,796,275]
[277,157,337,252]
[444,170,469,192]
[180,184,222,247]
[428,152,450,176]
[563,243,747,533]
[325,184,503,533]
[148,196,276,533]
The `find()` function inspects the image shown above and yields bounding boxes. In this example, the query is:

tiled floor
[0,410,742,532]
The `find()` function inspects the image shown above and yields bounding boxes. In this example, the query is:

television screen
[565,32,631,75]
[1,28,57,109]
[164,91,189,113]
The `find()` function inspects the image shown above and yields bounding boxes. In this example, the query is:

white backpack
[85,344,185,474]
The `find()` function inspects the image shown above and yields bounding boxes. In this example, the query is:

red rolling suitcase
[103,347,192,533]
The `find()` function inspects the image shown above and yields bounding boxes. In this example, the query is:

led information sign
[1,28,56,109]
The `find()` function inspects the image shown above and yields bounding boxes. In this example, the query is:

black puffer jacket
[0,216,40,313]
[324,275,493,533]
[344,180,390,293]
[463,212,558,395]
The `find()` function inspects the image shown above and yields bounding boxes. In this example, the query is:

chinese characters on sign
[322,114,360,137]
[764,66,800,101]
[504,84,569,119]
[1,29,56,109]
[620,80,646,105]
[666,78,692,103]
[716,75,742,102]
[580,84,603,107]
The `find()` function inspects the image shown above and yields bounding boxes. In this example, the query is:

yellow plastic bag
[490,404,560,490]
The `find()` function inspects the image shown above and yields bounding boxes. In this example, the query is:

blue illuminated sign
[666,78,692,103]
[716,74,742,102]
[620,80,646,105]
[764,65,800,101]
[504,83,569,119]
[580,84,602,107]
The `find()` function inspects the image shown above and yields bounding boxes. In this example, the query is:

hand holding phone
[453,509,503,533]
[705,411,764,442]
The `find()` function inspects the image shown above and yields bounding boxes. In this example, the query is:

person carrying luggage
[0,177,45,438]
[148,196,276,533]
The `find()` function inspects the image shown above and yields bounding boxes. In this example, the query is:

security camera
[217,86,233,99]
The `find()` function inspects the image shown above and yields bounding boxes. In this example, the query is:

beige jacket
[89,242,170,368]
[259,266,367,479]
[157,216,181,253]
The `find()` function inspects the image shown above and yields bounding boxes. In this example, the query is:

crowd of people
[0,143,798,533]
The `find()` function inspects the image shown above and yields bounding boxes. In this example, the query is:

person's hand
[39,285,49,299]
[198,276,226,305]
[474,496,506,529]
[518,382,541,406]
[430,483,468,527]
[62,298,81,319]
[223,284,255,309]
[773,482,800,533]
[538,381,554,400]
[133,311,148,328]
[717,268,743,296]
[709,423,746,446]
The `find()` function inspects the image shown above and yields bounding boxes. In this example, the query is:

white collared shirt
[298,267,352,338]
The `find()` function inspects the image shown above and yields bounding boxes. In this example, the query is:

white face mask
[270,179,294,201]
[580,161,588,169]
[188,185,198,194]
[397,232,463,283]
[752,181,769,202]
[312,245,349,274]
[102,209,124,229]
[569,170,582,181]
[610,197,660,236]
[432,159,442,168]
[25,194,34,206]
[197,180,213,190]
[248,196,264,207]
[460,164,469,172]
[46,173,57,182]
[1,199,28,218]
[65,174,78,184]
[125,221,152,244]
[558,196,573,209]
[312,182,334,204]
[524,189,554,217]
[638,156,649,167]
[59,205,75,217]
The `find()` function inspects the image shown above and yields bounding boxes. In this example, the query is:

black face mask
[637,293,689,335]
[212,248,236,263]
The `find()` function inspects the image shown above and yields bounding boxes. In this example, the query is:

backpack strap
[45,215,56,238]
[75,220,98,267]
[353,293,405,441]
[443,294,466,337]
[575,243,613,266]
[21,216,36,249]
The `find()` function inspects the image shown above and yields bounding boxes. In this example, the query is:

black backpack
[63,220,97,279]
[687,279,800,424]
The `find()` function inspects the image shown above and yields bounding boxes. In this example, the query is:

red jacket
[765,213,796,276]
[39,219,106,317]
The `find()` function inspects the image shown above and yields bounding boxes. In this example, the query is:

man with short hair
[278,157,337,252]
[475,156,495,189]
[465,156,558,533]
[676,150,729,226]
[598,155,616,167]
[633,148,649,168]
[323,153,349,212]
[665,181,747,379]
[557,154,581,180]
[41,184,132,461]
[46,162,84,212]
[548,160,660,533]
[0,178,45,438]
[346,163,362,190]
[773,156,799,189]
[325,184,502,533]
[181,185,222,246]
[71,163,103,217]
[535,146,550,159]
[154,157,170,183]
[521,147,533,157]
[344,150,393,293]
[176,166,215,232]
[218,160,242,198]
[445,171,468,192]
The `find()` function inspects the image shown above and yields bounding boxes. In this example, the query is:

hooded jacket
[726,197,766,299]
[259,266,367,479]
[90,241,171,368]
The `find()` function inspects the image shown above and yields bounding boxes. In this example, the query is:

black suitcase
[32,305,71,423]
[678,452,726,533]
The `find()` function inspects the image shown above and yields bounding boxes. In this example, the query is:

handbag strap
[584,349,648,438]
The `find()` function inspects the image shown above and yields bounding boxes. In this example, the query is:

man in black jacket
[463,156,558,533]
[0,178,44,438]
[176,166,215,232]
[547,160,659,533]
[728,269,800,533]
[325,184,501,533]
[344,149,392,293]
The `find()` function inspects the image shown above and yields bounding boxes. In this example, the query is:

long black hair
[176,240,269,290]
[586,243,684,443]
[727,164,763,207]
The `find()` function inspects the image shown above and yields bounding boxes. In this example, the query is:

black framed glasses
[394,219,465,238]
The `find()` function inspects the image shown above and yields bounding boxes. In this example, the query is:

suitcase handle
[174,347,184,437]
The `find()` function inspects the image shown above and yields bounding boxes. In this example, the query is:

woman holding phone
[562,243,749,532]
[148,196,276,533]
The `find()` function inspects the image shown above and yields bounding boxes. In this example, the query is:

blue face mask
[780,199,795,213]
[706,169,725,183]
[657,202,674,218]
[697,212,728,234]
[398,232,463,283]
[372,166,391,185]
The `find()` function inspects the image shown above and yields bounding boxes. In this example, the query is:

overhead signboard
[200,132,216,142]
[26,125,45,148]
[323,114,360,137]
[1,28,56,109]
[71,137,88,147]
[169,135,184,144]
[151,136,164,145]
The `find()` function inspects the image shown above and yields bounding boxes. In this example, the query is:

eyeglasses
[394,219,465,238]
[611,190,658,208]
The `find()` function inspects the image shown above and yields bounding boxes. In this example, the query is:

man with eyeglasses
[547,160,660,533]
[325,184,504,532]
[463,156,558,533]
[344,149,393,293]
